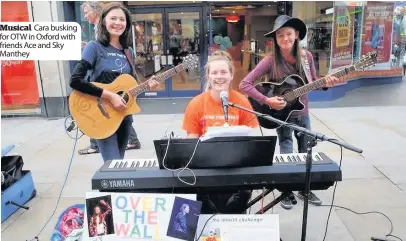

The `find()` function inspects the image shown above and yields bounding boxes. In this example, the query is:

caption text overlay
[0,22,81,60]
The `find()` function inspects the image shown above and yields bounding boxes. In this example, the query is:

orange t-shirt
[182,90,259,136]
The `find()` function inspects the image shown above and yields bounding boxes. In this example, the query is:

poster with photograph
[195,214,280,241]
[330,5,355,69]
[361,1,395,64]
[83,192,201,241]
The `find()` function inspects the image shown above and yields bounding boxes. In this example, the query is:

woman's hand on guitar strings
[325,75,342,88]
[105,90,127,111]
[147,75,160,89]
[265,96,286,110]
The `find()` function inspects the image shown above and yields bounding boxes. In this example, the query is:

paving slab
[336,207,406,241]
[249,190,355,241]
[398,184,406,192]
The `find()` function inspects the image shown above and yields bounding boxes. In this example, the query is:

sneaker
[297,191,322,206]
[280,192,295,210]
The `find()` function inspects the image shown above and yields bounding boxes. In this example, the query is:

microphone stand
[228,102,363,241]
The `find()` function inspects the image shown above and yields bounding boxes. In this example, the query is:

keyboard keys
[273,152,324,164]
[107,159,158,169]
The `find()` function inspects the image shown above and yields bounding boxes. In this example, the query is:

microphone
[219,91,229,125]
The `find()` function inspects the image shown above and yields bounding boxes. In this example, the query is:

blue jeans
[90,125,138,148]
[95,117,133,162]
[276,113,311,154]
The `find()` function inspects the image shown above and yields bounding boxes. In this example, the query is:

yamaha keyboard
[91,152,342,193]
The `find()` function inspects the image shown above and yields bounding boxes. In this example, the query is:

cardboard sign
[83,192,202,241]
[195,214,280,241]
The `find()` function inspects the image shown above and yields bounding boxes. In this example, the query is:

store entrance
[131,7,204,98]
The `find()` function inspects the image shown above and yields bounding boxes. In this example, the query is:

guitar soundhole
[117,91,130,104]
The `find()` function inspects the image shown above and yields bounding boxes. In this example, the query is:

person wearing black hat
[239,15,345,210]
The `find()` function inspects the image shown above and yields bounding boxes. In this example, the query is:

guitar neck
[129,64,185,96]
[285,65,356,100]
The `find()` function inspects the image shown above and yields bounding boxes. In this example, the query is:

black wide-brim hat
[264,15,307,40]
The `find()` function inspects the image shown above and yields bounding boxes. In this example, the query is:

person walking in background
[77,1,142,156]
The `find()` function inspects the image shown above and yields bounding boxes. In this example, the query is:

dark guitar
[248,52,378,129]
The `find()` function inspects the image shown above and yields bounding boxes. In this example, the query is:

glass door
[165,7,203,97]
[131,9,169,97]
[131,7,204,98]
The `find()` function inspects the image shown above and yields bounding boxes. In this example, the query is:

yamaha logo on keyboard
[101,179,135,189]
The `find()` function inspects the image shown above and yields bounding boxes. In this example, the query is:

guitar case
[1,146,37,222]
[1,155,24,191]
[251,51,313,129]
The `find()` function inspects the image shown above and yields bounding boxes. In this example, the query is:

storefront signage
[331,5,355,69]
[361,1,395,64]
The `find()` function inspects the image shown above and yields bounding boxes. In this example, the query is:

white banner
[195,214,280,241]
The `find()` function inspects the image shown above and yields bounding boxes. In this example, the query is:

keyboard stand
[246,189,291,214]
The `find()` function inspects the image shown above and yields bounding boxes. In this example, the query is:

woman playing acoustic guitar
[70,3,159,162]
[239,15,344,210]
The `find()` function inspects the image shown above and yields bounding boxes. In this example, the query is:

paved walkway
[1,82,406,241]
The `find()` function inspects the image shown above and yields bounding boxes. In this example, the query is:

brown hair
[204,50,235,90]
[269,30,304,81]
[96,3,132,49]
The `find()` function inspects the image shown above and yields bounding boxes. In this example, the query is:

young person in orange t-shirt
[182,50,259,214]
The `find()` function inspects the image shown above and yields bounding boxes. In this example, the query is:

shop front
[64,1,291,99]
[127,2,207,98]
[1,1,404,117]
[1,1,40,115]
[292,1,403,101]
[199,1,403,101]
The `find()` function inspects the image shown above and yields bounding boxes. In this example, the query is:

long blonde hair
[204,50,235,91]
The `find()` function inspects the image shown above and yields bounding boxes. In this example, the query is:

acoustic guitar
[248,52,378,129]
[69,54,199,139]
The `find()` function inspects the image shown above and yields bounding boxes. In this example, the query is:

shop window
[300,1,401,79]
[207,3,283,89]
[360,1,398,72]
[392,3,406,68]
[75,1,95,42]
[208,13,246,90]
[1,1,40,113]
[300,2,334,77]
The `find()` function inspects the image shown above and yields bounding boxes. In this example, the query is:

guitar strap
[299,50,313,84]
[124,48,141,84]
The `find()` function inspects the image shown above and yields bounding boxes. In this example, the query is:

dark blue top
[70,40,136,98]
[83,41,135,83]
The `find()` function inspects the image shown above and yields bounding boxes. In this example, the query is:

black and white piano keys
[92,152,341,214]
[106,152,327,170]
[108,158,158,169]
